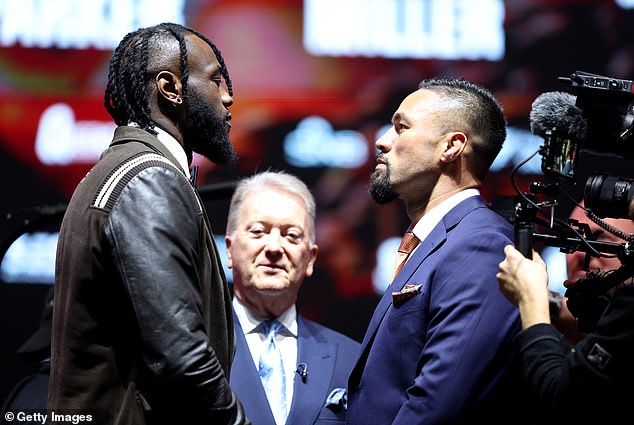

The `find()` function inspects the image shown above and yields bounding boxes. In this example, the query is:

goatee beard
[183,88,238,166]
[368,168,398,204]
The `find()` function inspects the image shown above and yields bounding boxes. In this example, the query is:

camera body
[542,71,634,178]
[519,71,634,233]
[542,71,634,219]
[516,70,634,330]
[559,70,634,160]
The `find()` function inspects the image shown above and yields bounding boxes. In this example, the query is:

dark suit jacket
[347,196,525,425]
[230,313,360,425]
[49,126,243,424]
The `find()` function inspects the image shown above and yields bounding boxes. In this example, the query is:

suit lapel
[350,196,486,384]
[230,315,277,425]
[356,223,446,351]
[286,316,336,425]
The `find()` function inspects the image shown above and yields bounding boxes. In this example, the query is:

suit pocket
[385,289,428,345]
[315,406,347,423]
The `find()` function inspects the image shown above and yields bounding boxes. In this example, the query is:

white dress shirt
[410,188,481,255]
[233,297,298,416]
[128,123,190,179]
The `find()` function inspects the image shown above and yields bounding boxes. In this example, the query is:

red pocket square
[392,284,422,305]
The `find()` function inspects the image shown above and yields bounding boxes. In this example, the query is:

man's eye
[398,122,409,131]
[286,232,303,243]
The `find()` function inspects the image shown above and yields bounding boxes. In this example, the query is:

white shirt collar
[232,296,298,337]
[411,188,480,243]
[128,123,190,178]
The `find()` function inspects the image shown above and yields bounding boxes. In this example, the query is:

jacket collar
[110,126,188,177]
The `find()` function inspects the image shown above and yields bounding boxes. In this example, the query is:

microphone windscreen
[529,91,587,140]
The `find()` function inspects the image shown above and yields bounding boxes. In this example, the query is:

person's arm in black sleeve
[514,323,572,408]
[106,167,248,424]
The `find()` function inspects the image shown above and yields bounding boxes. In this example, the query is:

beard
[369,167,398,204]
[182,88,237,166]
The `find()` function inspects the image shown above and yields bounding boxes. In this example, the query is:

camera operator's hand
[497,245,551,330]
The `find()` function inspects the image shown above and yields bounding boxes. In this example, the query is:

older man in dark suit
[226,171,360,425]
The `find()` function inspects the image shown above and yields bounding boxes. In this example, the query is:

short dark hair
[418,77,506,176]
[104,22,232,134]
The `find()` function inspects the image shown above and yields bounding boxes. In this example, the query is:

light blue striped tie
[259,320,287,425]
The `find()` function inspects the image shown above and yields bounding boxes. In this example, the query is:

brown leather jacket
[49,126,248,424]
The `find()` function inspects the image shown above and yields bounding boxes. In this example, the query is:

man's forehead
[185,33,213,55]
[185,34,220,69]
[395,88,463,120]
[393,90,441,120]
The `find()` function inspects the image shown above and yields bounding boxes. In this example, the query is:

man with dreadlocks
[48,23,249,424]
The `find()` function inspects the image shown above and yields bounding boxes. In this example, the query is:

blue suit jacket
[230,312,361,425]
[347,196,524,425]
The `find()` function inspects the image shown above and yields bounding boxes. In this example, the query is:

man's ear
[440,132,467,163]
[225,235,233,269]
[304,244,319,278]
[156,70,183,106]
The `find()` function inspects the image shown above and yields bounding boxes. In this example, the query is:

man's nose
[221,85,234,107]
[375,127,395,152]
[264,231,284,254]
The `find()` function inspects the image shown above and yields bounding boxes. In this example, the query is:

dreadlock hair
[104,22,232,134]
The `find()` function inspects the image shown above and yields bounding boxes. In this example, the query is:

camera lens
[584,173,634,218]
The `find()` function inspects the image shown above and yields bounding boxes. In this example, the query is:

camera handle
[513,194,538,259]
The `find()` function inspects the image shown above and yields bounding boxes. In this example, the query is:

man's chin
[259,285,287,292]
[369,181,398,204]
[254,281,290,295]
[194,144,238,166]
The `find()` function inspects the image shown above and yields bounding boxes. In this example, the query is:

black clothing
[516,285,634,424]
[1,361,49,419]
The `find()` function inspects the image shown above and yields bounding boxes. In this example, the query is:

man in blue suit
[226,171,361,425]
[347,77,527,424]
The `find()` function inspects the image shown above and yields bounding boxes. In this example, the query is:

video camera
[512,70,634,332]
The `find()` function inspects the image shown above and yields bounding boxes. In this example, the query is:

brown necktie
[393,230,420,280]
